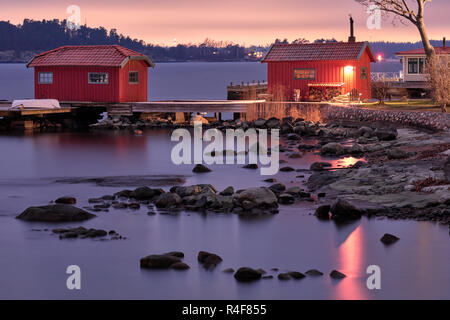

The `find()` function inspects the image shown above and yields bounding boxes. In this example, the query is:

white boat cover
[10,99,61,110]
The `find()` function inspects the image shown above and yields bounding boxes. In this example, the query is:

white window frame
[38,72,53,84]
[129,71,139,84]
[88,72,109,84]
[407,57,426,75]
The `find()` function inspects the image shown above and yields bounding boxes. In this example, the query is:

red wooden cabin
[261,20,376,101]
[27,45,154,102]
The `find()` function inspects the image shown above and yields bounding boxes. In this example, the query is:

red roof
[396,46,450,56]
[27,45,154,68]
[261,42,375,62]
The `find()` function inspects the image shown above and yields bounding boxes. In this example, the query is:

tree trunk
[416,19,435,59]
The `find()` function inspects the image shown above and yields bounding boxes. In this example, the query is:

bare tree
[371,81,390,104]
[355,0,435,58]
[426,55,449,112]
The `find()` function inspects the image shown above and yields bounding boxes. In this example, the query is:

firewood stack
[308,87,341,101]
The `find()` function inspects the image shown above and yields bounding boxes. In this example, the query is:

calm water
[0,63,448,300]
[0,62,267,101]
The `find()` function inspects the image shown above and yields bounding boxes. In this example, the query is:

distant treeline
[0,19,445,63]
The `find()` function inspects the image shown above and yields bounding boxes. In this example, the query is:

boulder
[285,186,302,196]
[269,183,286,193]
[279,166,295,172]
[55,196,77,205]
[321,142,344,155]
[330,270,346,279]
[155,193,182,208]
[305,269,324,276]
[253,118,266,127]
[358,126,374,138]
[387,148,408,160]
[288,271,305,279]
[310,162,332,171]
[134,186,163,200]
[277,273,291,280]
[278,193,295,205]
[171,262,190,270]
[220,186,234,196]
[193,164,212,173]
[375,128,397,141]
[234,187,278,209]
[380,233,400,245]
[234,267,263,281]
[315,205,330,220]
[140,254,182,269]
[16,204,96,222]
[114,189,134,198]
[198,251,223,269]
[330,198,362,221]
[242,163,258,169]
[223,268,235,273]
[265,117,280,128]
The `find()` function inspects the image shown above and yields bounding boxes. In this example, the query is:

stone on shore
[193,164,212,173]
[330,198,362,222]
[321,142,344,155]
[310,162,332,171]
[16,204,96,222]
[305,269,324,276]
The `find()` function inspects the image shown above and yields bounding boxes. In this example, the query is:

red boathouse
[27,45,154,102]
[261,19,376,101]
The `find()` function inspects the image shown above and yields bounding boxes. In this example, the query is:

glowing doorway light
[376,53,383,62]
[344,65,354,74]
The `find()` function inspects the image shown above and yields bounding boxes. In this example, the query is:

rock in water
[16,204,96,222]
[330,198,362,222]
[330,270,346,279]
[220,186,234,196]
[171,262,190,270]
[192,164,212,173]
[197,251,223,269]
[234,187,278,209]
[305,269,324,276]
[242,164,258,169]
[154,193,182,208]
[310,162,332,171]
[288,271,305,279]
[234,267,263,281]
[380,233,400,245]
[140,254,182,269]
[133,186,163,200]
[278,193,295,205]
[315,205,330,220]
[55,196,77,204]
[321,142,344,155]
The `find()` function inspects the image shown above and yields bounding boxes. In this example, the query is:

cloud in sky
[1,0,449,45]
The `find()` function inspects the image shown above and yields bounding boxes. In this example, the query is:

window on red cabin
[88,73,109,84]
[360,67,368,79]
[38,72,53,84]
[294,68,316,80]
[129,71,139,84]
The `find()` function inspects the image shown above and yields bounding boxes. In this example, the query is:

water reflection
[334,225,367,300]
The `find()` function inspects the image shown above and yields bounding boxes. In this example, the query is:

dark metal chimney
[443,37,446,48]
[348,15,356,43]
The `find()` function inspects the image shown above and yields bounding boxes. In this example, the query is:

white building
[396,38,449,82]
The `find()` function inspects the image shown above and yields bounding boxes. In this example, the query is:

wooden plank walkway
[0,100,265,118]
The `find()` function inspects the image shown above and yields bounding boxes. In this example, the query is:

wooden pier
[0,99,266,130]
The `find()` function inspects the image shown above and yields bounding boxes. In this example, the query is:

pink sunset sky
[1,0,449,45]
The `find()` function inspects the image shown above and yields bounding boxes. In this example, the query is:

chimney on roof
[348,15,356,43]
[443,37,446,48]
